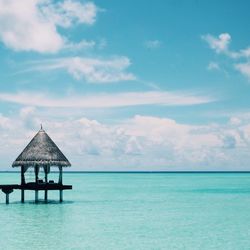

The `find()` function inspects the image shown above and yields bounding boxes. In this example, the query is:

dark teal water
[1,173,250,250]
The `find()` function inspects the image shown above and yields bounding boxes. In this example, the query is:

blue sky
[0,0,250,171]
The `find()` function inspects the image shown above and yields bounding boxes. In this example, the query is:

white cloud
[202,33,250,59]
[145,40,162,49]
[239,47,250,58]
[26,56,136,83]
[235,63,250,81]
[65,40,96,50]
[0,113,12,130]
[202,33,250,79]
[1,112,250,170]
[0,0,99,53]
[202,33,231,53]
[0,90,215,108]
[230,117,241,126]
[207,62,220,71]
[19,106,36,119]
[42,0,98,27]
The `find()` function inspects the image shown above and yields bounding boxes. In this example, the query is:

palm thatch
[12,127,71,168]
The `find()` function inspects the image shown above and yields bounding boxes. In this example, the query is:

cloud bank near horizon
[1,109,250,170]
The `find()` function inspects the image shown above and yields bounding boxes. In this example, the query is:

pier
[0,126,72,204]
[0,183,72,204]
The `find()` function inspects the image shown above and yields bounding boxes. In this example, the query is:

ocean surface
[0,173,250,250]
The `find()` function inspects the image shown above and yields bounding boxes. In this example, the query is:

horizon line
[1,170,250,174]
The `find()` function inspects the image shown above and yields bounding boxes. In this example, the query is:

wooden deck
[0,183,72,204]
[0,183,72,191]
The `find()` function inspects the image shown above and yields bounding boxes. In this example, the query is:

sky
[0,0,250,171]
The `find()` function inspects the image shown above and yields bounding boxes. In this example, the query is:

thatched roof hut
[12,126,71,168]
[0,126,73,204]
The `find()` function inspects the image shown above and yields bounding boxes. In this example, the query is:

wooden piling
[59,190,63,202]
[21,189,25,203]
[35,190,39,203]
[1,188,13,204]
[44,190,48,202]
[6,193,9,204]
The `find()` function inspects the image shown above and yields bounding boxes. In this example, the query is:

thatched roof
[12,127,71,168]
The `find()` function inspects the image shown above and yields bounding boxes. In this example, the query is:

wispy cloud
[25,56,136,83]
[235,63,250,81]
[202,33,250,59]
[207,62,220,71]
[65,39,96,50]
[0,0,99,53]
[202,33,231,54]
[0,91,215,108]
[202,33,250,80]
[145,40,162,49]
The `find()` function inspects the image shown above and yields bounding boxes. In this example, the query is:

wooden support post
[59,190,63,202]
[44,190,48,202]
[44,165,48,202]
[59,166,62,185]
[45,171,48,183]
[21,189,25,203]
[6,193,9,204]
[2,189,13,204]
[35,166,39,183]
[21,165,25,185]
[35,190,39,203]
[59,166,63,202]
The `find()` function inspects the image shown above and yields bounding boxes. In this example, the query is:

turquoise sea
[1,173,250,250]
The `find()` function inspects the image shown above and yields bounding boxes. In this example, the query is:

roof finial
[40,124,43,130]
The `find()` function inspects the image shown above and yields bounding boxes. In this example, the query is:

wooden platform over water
[0,183,72,190]
[0,183,72,204]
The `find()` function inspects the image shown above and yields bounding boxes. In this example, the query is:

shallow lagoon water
[0,173,250,250]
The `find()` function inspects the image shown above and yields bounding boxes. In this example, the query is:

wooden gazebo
[0,126,72,204]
